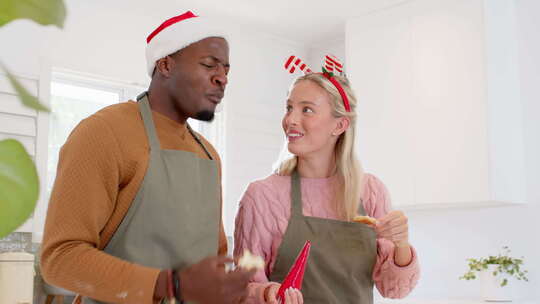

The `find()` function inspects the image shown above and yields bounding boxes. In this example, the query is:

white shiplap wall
[0,72,50,235]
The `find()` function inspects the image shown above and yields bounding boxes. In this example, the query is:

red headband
[284,55,351,112]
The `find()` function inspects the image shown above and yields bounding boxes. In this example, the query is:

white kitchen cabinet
[0,252,35,304]
[346,0,526,208]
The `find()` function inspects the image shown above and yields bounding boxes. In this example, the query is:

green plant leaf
[460,247,530,285]
[0,139,39,239]
[0,63,50,112]
[0,0,66,27]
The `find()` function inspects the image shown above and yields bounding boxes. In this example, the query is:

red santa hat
[145,11,227,77]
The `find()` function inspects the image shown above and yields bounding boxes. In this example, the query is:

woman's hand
[375,210,409,248]
[264,283,303,304]
[375,210,413,266]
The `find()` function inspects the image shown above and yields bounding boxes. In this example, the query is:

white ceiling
[117,0,408,46]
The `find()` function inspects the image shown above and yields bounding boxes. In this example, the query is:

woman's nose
[285,111,300,127]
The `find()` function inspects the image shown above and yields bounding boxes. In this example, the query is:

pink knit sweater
[234,173,420,303]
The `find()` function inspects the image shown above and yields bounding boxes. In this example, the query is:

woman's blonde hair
[275,73,364,221]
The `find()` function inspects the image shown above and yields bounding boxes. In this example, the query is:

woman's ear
[333,116,350,136]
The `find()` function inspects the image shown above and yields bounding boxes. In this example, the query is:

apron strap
[290,170,304,216]
[187,124,213,160]
[137,91,214,160]
[357,199,367,216]
[137,92,161,150]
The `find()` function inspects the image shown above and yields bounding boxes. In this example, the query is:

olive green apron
[269,170,377,304]
[85,93,220,304]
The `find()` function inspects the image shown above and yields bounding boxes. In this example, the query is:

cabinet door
[347,3,416,207]
[410,0,489,205]
[347,0,492,208]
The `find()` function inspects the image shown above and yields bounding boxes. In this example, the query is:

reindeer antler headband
[284,54,351,112]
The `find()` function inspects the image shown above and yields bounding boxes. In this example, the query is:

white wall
[403,205,539,300]
[0,1,150,84]
[0,0,306,239]
[516,0,540,209]
[516,0,540,298]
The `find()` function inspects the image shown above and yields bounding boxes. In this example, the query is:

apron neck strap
[186,124,214,160]
[137,92,161,150]
[290,170,304,216]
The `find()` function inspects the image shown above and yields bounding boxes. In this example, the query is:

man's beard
[195,110,215,122]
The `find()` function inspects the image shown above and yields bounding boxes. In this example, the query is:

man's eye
[201,63,215,68]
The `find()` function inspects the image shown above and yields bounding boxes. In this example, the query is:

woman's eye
[303,107,314,113]
[286,105,292,112]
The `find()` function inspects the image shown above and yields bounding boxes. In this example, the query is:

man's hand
[179,256,256,304]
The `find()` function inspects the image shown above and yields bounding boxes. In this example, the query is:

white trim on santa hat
[145,13,228,77]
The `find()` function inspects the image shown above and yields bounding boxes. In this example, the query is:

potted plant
[460,246,529,302]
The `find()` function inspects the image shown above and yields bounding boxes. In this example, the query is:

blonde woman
[234,69,420,303]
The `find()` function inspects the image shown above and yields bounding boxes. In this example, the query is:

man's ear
[155,56,174,78]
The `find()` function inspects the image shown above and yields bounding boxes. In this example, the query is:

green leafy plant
[460,246,529,287]
[0,0,66,239]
